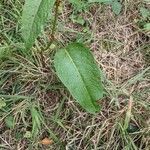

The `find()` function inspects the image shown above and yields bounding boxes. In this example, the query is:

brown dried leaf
[39,138,53,145]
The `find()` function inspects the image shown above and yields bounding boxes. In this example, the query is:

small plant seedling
[21,0,104,114]
[138,6,150,31]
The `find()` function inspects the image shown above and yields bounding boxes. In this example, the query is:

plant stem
[45,0,60,50]
[40,0,60,68]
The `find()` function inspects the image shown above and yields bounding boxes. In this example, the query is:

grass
[0,0,150,149]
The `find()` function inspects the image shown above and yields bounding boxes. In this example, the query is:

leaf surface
[111,0,122,15]
[144,23,150,31]
[5,115,15,129]
[22,0,56,49]
[54,43,103,113]
[88,0,112,3]
[140,7,150,19]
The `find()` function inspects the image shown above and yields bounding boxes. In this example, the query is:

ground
[0,0,150,150]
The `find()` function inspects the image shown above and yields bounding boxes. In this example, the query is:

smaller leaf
[0,47,12,59]
[21,0,56,49]
[24,131,32,138]
[68,0,86,12]
[15,132,23,140]
[0,98,6,109]
[69,0,82,5]
[140,7,150,19]
[50,43,56,50]
[31,106,42,137]
[111,0,122,15]
[70,15,85,25]
[5,115,15,129]
[144,0,150,4]
[127,123,139,133]
[144,23,150,31]
[88,0,112,3]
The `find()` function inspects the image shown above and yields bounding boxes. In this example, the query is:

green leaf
[140,7,150,19]
[144,23,150,31]
[31,106,42,137]
[24,131,32,138]
[88,0,122,13]
[0,98,6,109]
[88,0,112,3]
[70,15,85,25]
[69,0,83,6]
[144,0,150,3]
[0,47,12,59]
[68,0,87,12]
[111,0,122,15]
[21,0,56,49]
[54,43,103,114]
[5,115,15,129]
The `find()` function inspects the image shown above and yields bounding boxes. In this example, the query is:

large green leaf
[54,43,103,114]
[21,0,56,49]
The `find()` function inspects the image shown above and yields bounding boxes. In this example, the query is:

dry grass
[0,0,150,150]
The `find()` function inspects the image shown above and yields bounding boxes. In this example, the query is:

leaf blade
[140,7,150,19]
[88,0,112,3]
[54,43,103,113]
[111,0,122,15]
[144,23,150,31]
[21,0,56,49]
